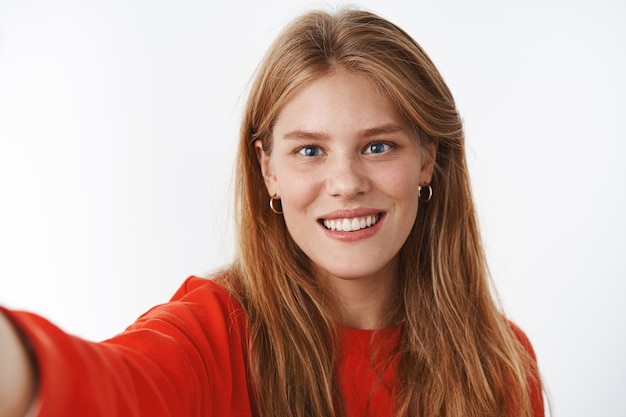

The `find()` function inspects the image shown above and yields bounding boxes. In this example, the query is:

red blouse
[2,276,544,417]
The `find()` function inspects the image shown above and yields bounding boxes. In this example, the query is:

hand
[0,313,37,417]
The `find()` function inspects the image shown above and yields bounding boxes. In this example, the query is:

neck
[323,269,398,330]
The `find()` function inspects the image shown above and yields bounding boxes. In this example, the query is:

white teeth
[323,215,379,232]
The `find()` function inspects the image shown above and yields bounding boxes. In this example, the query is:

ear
[419,140,438,185]
[254,140,278,196]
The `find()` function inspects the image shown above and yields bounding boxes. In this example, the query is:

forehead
[272,70,409,136]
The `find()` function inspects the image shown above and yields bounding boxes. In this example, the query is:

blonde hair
[219,8,542,417]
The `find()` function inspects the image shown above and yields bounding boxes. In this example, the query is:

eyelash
[296,142,393,157]
[297,145,322,157]
[364,142,393,154]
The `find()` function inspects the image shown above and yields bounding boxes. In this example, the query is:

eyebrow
[282,130,331,141]
[282,123,406,141]
[360,123,406,137]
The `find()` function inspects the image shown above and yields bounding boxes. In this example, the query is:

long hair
[219,8,542,417]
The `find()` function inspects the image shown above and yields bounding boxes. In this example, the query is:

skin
[0,69,435,414]
[0,313,36,417]
[256,69,436,329]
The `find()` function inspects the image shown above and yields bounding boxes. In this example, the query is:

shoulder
[174,275,246,324]
[169,275,237,305]
[506,319,545,417]
[507,320,538,361]
[129,275,248,335]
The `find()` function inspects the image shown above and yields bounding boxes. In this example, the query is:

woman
[0,8,544,417]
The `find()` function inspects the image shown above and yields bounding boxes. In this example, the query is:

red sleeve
[509,322,545,417]
[1,277,253,417]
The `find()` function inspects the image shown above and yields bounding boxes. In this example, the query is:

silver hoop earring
[418,185,433,203]
[269,194,283,214]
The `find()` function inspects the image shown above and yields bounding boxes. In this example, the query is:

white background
[1,1,624,416]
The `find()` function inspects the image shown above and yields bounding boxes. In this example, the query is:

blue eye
[299,146,321,157]
[365,142,391,154]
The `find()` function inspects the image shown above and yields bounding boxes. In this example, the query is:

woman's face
[256,69,435,287]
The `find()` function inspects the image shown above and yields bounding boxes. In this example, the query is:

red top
[2,276,544,417]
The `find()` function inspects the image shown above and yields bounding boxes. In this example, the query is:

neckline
[339,325,402,355]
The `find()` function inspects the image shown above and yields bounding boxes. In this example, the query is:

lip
[318,207,383,220]
[317,208,385,242]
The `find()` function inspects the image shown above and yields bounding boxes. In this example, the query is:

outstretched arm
[0,277,253,417]
[0,312,37,417]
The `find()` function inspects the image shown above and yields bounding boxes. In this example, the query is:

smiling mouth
[321,214,381,232]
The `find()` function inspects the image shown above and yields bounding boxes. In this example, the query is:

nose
[324,155,370,198]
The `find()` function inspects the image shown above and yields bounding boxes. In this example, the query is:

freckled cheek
[377,170,421,203]
[279,174,323,239]
[276,168,323,212]
[384,175,421,234]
